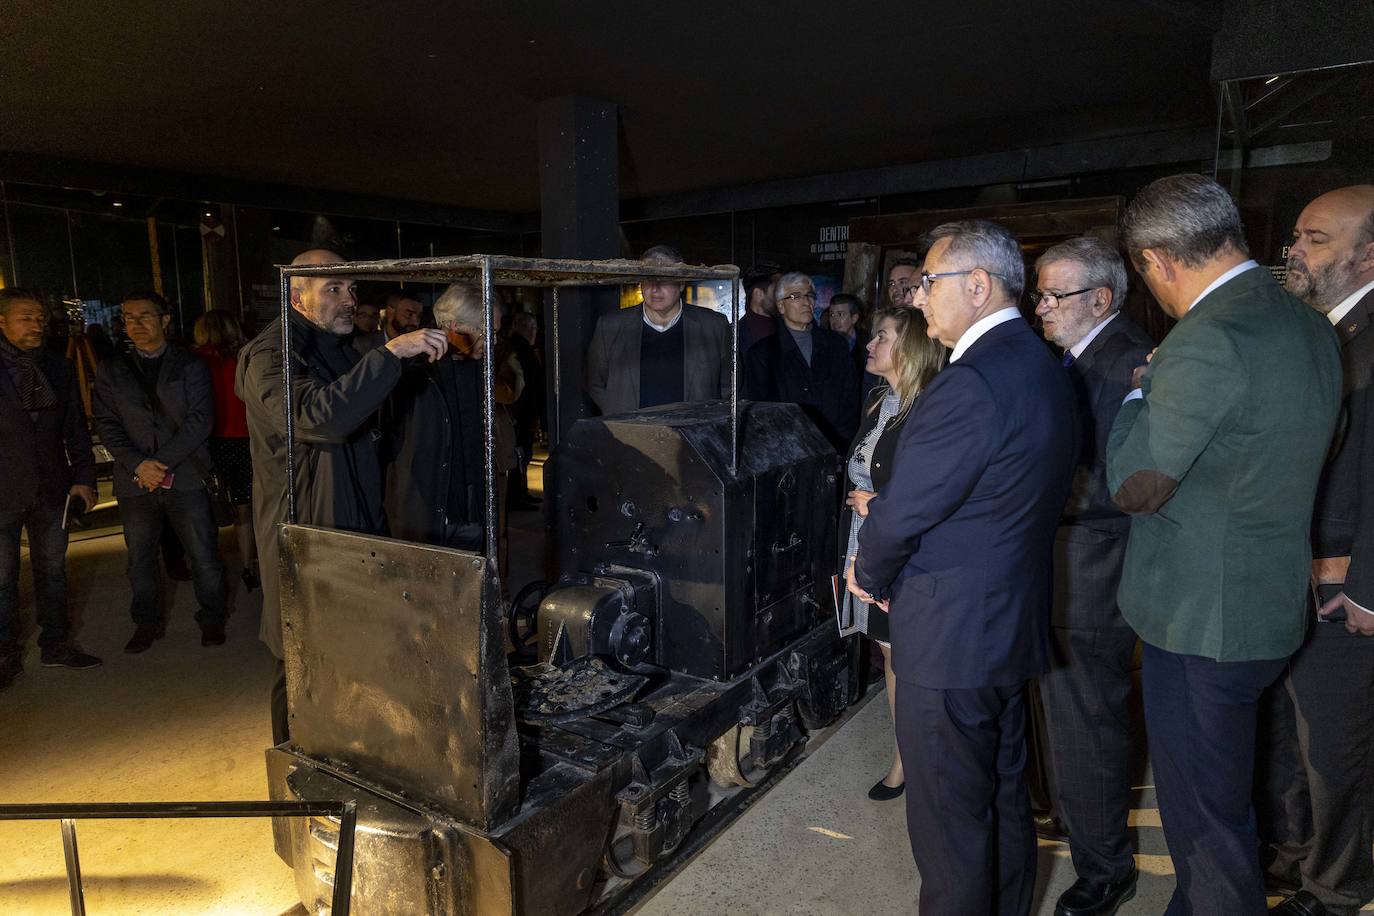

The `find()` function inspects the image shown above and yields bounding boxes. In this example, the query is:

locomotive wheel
[507,579,548,653]
[706,725,757,788]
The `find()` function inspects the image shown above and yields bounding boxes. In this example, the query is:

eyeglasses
[919,270,1008,294]
[778,291,817,303]
[1033,287,1098,307]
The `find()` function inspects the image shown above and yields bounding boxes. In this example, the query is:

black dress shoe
[868,779,904,801]
[1271,891,1331,916]
[200,623,227,647]
[1034,812,1069,841]
[1054,868,1138,916]
[40,644,103,669]
[124,625,165,654]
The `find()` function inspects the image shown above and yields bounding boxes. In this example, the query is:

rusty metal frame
[0,800,359,916]
[277,255,743,564]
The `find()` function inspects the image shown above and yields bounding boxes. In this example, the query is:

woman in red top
[192,310,259,589]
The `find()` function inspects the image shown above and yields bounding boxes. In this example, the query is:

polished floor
[0,510,1366,914]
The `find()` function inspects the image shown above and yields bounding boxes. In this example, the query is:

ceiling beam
[622,127,1217,222]
[0,151,526,234]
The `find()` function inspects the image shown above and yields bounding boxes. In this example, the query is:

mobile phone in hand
[158,472,175,489]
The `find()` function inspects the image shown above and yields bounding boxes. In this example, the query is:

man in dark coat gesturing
[848,220,1079,915]
[236,248,448,743]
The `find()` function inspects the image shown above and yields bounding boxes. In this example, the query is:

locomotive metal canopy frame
[277,254,742,573]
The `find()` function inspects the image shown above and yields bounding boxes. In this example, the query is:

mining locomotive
[264,256,857,915]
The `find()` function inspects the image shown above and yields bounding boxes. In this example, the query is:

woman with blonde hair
[837,306,945,800]
[191,309,258,590]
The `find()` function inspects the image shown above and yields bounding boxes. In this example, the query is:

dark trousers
[1264,617,1374,914]
[1143,642,1286,915]
[1040,624,1139,887]
[0,499,70,655]
[119,488,226,628]
[897,680,1036,916]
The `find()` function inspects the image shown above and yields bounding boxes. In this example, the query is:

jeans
[0,499,70,656]
[119,487,226,628]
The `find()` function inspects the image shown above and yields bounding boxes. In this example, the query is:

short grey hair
[922,219,1025,301]
[773,271,814,300]
[1120,173,1248,268]
[641,244,684,265]
[433,282,484,329]
[1035,236,1129,309]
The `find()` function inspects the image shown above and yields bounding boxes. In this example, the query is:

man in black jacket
[745,271,859,453]
[94,291,227,653]
[1263,184,1374,916]
[0,289,100,689]
[381,282,493,549]
[236,249,447,743]
[1032,237,1154,916]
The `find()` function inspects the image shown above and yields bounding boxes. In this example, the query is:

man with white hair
[382,282,521,553]
[586,244,731,416]
[1032,236,1153,916]
[744,271,859,452]
[236,248,447,743]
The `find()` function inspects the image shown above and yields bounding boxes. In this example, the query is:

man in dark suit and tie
[585,245,731,416]
[1031,237,1154,916]
[1107,174,1342,915]
[1262,184,1374,916]
[847,219,1079,915]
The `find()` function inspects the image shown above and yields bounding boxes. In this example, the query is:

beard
[1287,252,1359,312]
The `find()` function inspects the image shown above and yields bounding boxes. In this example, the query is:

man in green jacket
[1107,174,1341,915]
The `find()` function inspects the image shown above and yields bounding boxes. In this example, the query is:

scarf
[0,335,59,411]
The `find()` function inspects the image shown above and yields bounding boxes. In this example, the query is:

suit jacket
[745,320,861,452]
[0,350,95,512]
[236,311,404,657]
[1312,286,1374,561]
[380,356,484,549]
[1053,313,1155,629]
[855,317,1079,689]
[1107,266,1342,661]
[92,345,214,499]
[586,304,731,416]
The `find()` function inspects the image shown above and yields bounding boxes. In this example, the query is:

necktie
[1061,352,1075,368]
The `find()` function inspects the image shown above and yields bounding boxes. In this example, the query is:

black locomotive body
[267,401,856,915]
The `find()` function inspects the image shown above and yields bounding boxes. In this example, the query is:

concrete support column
[537,95,619,445]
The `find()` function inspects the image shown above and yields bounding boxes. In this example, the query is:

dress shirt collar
[949,307,1021,363]
[1327,278,1374,327]
[1068,312,1119,360]
[1187,260,1260,313]
[643,303,683,333]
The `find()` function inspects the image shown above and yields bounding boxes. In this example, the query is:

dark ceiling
[2,0,1221,214]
